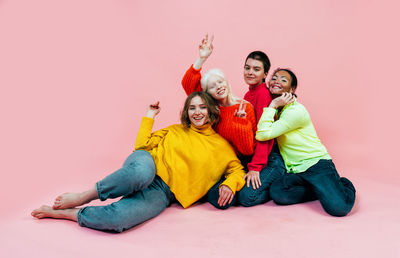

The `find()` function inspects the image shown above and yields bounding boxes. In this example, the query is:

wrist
[145,112,156,119]
[269,103,277,109]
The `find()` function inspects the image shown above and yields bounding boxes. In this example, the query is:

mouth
[192,116,205,121]
[270,84,282,90]
[216,88,226,95]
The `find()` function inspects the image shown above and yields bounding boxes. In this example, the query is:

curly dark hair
[180,91,220,127]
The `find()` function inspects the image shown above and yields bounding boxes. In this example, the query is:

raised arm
[181,34,214,95]
[135,101,168,151]
[193,34,214,69]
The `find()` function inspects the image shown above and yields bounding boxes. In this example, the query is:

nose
[194,107,201,114]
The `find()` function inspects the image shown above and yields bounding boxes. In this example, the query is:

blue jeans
[237,145,286,207]
[207,145,285,209]
[269,159,356,216]
[77,150,175,232]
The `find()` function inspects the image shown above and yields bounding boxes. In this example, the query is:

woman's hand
[199,34,214,59]
[234,100,247,119]
[218,185,234,207]
[244,170,261,189]
[269,93,296,109]
[145,101,161,119]
[193,34,214,70]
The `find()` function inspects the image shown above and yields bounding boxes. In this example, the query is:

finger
[221,191,229,206]
[209,35,214,45]
[228,192,234,204]
[238,100,243,112]
[241,102,247,113]
[256,176,262,188]
[251,177,256,190]
[218,191,227,206]
[246,176,250,187]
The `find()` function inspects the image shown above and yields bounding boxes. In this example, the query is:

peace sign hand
[234,100,247,119]
[199,34,214,59]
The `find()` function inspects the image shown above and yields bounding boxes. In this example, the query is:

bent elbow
[255,131,271,141]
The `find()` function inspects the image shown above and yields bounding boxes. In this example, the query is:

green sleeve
[256,104,307,141]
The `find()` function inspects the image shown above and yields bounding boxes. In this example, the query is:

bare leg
[31,205,79,221]
[53,187,98,209]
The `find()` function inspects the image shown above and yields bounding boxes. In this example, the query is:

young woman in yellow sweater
[31,92,245,232]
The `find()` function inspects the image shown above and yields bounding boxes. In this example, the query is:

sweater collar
[248,82,267,92]
[190,123,216,136]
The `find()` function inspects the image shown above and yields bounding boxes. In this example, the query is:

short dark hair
[180,91,220,127]
[245,51,271,80]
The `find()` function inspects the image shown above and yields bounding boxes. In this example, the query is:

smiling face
[269,70,294,95]
[244,58,267,87]
[206,74,229,101]
[188,95,209,127]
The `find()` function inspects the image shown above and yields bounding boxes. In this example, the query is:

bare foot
[31,205,78,221]
[53,188,97,209]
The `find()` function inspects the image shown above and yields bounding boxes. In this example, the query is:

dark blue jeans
[77,150,175,232]
[269,159,356,216]
[237,145,286,207]
[207,145,286,209]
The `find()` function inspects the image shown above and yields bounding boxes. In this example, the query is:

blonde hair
[200,68,241,105]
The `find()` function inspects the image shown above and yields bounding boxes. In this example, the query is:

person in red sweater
[237,51,286,207]
[182,35,257,208]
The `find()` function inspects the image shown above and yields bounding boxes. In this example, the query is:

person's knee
[238,188,267,207]
[124,159,155,187]
[323,202,353,217]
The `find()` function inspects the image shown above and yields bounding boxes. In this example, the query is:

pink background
[1,0,399,257]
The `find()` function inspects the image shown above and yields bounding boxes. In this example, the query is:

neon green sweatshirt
[256,101,331,173]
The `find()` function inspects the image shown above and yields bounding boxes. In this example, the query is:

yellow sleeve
[134,117,169,151]
[221,159,246,194]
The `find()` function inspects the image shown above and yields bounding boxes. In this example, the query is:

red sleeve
[181,65,203,96]
[247,87,274,172]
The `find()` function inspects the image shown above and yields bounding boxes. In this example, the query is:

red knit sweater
[244,83,274,171]
[182,65,256,156]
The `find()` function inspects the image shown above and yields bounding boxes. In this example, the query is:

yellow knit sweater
[135,117,246,208]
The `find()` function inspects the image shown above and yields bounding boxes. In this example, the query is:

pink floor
[2,171,399,258]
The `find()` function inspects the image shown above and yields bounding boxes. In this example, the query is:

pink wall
[1,0,398,217]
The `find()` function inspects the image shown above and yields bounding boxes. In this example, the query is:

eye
[189,106,195,110]
[272,76,277,80]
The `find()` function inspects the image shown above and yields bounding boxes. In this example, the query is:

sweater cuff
[190,64,202,73]
[221,177,245,194]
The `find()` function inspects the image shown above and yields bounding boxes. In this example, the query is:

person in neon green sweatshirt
[256,68,356,216]
[31,92,245,232]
